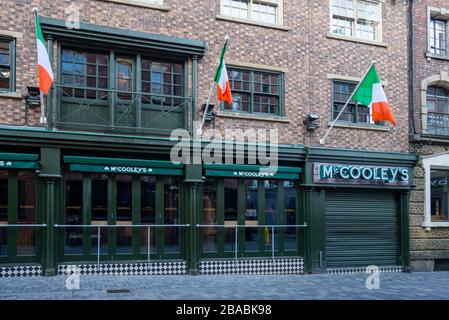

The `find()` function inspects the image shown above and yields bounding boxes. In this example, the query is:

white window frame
[422,152,449,229]
[329,0,383,43]
[102,0,168,11]
[220,0,284,26]
[427,6,449,58]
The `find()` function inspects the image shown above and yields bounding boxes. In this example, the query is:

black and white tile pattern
[0,265,42,277]
[199,258,304,275]
[58,261,187,276]
[327,266,404,275]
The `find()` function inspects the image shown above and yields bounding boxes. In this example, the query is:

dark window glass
[203,179,217,252]
[61,48,109,99]
[244,180,258,252]
[426,86,449,136]
[224,67,281,115]
[0,171,7,256]
[224,179,238,252]
[116,58,133,100]
[65,173,83,255]
[284,180,297,251]
[431,170,449,222]
[17,171,36,256]
[264,180,277,251]
[430,18,447,56]
[140,176,156,254]
[164,177,180,253]
[0,39,12,91]
[91,174,108,254]
[116,175,133,254]
[332,80,383,125]
[141,59,183,107]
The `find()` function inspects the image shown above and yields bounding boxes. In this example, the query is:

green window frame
[0,37,15,92]
[200,178,300,258]
[331,79,384,126]
[0,170,42,264]
[60,170,185,262]
[223,66,284,116]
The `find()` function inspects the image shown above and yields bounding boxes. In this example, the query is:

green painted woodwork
[204,163,301,180]
[69,164,183,176]
[324,190,399,268]
[0,161,39,169]
[0,153,38,162]
[64,156,182,168]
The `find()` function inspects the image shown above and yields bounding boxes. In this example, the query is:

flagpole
[197,36,229,136]
[319,60,376,145]
[197,82,215,136]
[33,7,47,124]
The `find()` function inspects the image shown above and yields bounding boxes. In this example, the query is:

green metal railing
[53,84,192,134]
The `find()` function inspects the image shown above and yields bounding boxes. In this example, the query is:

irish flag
[352,65,396,126]
[35,14,54,94]
[213,39,233,104]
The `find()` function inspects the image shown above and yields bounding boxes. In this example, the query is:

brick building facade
[0,0,417,277]
[409,0,449,272]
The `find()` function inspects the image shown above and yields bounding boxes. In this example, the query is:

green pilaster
[400,190,411,271]
[39,148,61,276]
[184,163,203,274]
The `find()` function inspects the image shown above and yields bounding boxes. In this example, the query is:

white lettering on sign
[104,166,154,174]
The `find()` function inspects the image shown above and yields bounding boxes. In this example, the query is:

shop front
[303,148,417,274]
[57,155,188,275]
[198,164,306,275]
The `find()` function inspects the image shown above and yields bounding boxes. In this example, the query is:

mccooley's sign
[313,162,410,186]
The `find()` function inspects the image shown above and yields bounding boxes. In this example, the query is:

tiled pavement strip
[0,272,448,300]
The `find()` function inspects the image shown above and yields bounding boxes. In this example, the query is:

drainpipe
[408,0,417,138]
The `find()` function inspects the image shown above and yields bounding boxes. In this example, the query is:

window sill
[425,51,449,61]
[216,15,292,31]
[326,33,387,48]
[328,121,389,131]
[100,0,170,11]
[422,221,449,230]
[216,111,290,123]
[0,91,22,99]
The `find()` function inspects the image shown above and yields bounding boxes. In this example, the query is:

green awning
[204,163,301,180]
[0,153,40,170]
[64,156,183,176]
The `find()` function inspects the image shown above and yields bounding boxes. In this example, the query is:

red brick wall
[0,0,410,152]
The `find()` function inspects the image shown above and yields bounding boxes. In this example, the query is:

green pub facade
[0,2,417,277]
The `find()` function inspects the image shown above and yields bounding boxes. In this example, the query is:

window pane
[0,171,7,256]
[116,175,133,254]
[284,180,297,251]
[427,86,449,135]
[91,174,108,254]
[202,179,217,252]
[244,180,258,252]
[140,176,156,254]
[164,177,180,253]
[17,171,36,256]
[224,179,238,252]
[65,173,83,255]
[430,18,447,55]
[264,180,277,251]
[431,170,449,222]
[0,39,11,91]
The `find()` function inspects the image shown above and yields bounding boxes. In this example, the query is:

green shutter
[325,189,399,268]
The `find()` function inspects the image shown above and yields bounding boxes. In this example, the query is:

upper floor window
[331,0,381,42]
[332,80,383,125]
[223,67,283,116]
[0,38,15,92]
[427,86,449,136]
[430,169,449,222]
[221,0,281,25]
[429,18,447,56]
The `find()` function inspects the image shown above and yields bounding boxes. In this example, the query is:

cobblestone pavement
[0,272,448,300]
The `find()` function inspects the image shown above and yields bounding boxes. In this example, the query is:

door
[325,189,399,269]
[62,172,182,262]
[115,56,136,127]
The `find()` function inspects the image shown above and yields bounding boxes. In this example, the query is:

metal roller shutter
[325,189,399,268]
